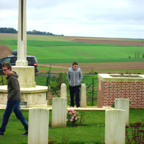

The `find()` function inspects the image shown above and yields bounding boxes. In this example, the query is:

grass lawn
[0,75,7,85]
[0,109,143,144]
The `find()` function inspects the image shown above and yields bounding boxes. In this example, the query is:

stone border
[98,74,144,83]
[0,104,113,111]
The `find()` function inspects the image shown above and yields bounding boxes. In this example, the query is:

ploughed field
[67,36,144,46]
[0,45,12,59]
[39,61,144,74]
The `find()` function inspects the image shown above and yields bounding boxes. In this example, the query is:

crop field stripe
[27,45,144,59]
[1,40,143,47]
[37,58,144,63]
[1,38,144,62]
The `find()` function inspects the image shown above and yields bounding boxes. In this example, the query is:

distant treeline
[0,28,17,33]
[0,27,64,36]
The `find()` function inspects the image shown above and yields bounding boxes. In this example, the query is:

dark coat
[6,71,21,100]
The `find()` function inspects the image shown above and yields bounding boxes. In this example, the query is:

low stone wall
[97,74,144,108]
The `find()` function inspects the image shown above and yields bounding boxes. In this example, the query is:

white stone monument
[60,83,67,98]
[52,97,67,127]
[115,98,129,126]
[80,83,87,107]
[14,0,35,88]
[16,0,27,67]
[0,0,48,107]
[105,109,125,144]
[28,108,49,144]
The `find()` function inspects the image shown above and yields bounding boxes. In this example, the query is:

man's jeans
[0,100,28,134]
[69,85,81,107]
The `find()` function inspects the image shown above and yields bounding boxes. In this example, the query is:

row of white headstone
[28,91,129,144]
[106,98,129,144]
[28,97,67,144]
[60,83,87,107]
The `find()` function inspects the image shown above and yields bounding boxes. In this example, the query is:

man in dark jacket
[0,62,28,136]
[67,61,82,108]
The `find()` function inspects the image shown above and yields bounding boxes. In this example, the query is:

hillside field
[0,33,144,61]
[0,33,144,73]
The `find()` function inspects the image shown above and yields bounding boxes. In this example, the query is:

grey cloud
[0,1,18,10]
[27,0,72,9]
[0,0,143,38]
[0,0,69,10]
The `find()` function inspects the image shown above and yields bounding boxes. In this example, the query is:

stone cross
[16,0,28,66]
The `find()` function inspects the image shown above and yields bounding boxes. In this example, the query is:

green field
[0,34,144,63]
[38,58,144,63]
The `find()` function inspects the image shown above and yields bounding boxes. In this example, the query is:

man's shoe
[21,131,28,136]
[0,132,4,136]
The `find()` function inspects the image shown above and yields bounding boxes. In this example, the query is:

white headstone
[52,97,67,127]
[115,98,129,126]
[28,108,49,144]
[60,83,67,98]
[105,109,125,144]
[80,84,87,107]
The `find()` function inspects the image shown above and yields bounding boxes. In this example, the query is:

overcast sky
[0,0,144,38]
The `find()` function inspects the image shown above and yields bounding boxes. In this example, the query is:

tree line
[0,27,64,36]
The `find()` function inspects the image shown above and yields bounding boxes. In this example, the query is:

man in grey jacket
[67,61,82,108]
[0,62,28,136]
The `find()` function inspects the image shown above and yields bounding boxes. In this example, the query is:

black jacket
[6,71,21,100]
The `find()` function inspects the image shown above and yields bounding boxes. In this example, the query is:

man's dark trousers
[69,85,81,107]
[0,100,28,134]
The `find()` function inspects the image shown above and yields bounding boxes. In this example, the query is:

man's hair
[2,62,12,70]
[72,61,78,65]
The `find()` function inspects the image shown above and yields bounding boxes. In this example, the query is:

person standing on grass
[0,62,28,136]
[67,61,82,108]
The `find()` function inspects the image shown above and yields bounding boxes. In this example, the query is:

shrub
[94,71,98,75]
[125,118,144,143]
[50,73,68,94]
